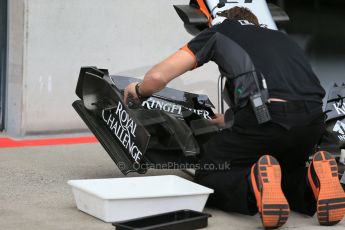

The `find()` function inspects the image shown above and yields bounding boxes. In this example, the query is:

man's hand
[124,82,139,104]
[209,113,225,126]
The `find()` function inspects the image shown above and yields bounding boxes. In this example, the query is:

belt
[268,101,322,113]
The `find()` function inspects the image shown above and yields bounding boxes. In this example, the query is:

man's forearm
[136,50,196,97]
[139,71,168,97]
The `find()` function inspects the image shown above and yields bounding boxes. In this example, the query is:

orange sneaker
[250,155,290,229]
[308,151,345,226]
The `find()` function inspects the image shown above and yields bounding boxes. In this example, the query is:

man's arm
[124,50,196,103]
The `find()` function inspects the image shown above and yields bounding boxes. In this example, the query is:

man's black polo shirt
[181,19,325,104]
[181,19,325,128]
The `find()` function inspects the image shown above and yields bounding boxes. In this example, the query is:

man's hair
[217,7,259,26]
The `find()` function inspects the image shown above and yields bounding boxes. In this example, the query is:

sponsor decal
[333,101,345,115]
[102,101,142,163]
[333,120,345,141]
[238,20,254,26]
[142,97,212,119]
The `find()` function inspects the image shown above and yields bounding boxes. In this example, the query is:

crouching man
[124,7,345,228]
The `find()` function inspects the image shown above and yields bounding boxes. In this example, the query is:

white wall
[7,0,220,136]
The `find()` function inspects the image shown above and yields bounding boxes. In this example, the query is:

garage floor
[0,142,344,230]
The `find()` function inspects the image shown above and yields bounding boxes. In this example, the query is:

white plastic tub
[68,175,213,222]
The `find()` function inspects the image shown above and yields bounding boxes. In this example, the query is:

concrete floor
[0,142,344,230]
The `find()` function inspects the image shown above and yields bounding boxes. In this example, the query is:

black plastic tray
[112,210,211,230]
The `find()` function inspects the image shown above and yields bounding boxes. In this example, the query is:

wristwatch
[135,83,144,99]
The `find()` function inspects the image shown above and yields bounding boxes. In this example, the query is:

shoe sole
[257,155,290,229]
[313,151,345,226]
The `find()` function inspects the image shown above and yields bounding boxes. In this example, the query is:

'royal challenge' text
[102,102,142,163]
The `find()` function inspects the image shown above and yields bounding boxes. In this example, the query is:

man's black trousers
[194,102,325,216]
